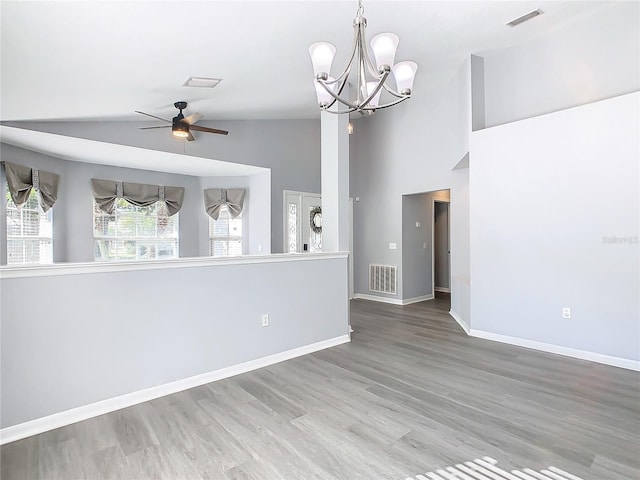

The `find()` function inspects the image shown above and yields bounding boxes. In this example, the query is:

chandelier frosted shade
[393,61,418,94]
[362,82,382,108]
[309,42,337,77]
[370,33,399,71]
[309,0,417,114]
[315,76,337,107]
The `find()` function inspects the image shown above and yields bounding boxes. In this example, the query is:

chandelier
[309,0,417,115]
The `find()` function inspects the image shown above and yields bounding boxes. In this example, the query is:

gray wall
[0,255,350,428]
[470,92,639,361]
[450,168,470,329]
[6,119,321,253]
[434,201,449,290]
[401,190,450,301]
[401,193,432,300]
[482,1,640,128]
[350,65,470,302]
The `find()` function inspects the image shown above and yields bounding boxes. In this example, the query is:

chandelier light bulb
[370,33,399,72]
[309,42,337,77]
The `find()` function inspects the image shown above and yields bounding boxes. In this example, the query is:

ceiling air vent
[506,9,543,27]
[182,77,222,88]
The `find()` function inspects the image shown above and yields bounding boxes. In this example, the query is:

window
[93,198,179,261]
[209,205,242,256]
[6,186,53,264]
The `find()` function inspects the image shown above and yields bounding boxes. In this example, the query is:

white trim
[0,252,349,279]
[449,309,470,334]
[403,294,434,305]
[469,329,640,372]
[353,293,434,306]
[354,293,403,305]
[0,334,351,445]
[435,287,451,293]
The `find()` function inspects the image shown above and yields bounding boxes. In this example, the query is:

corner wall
[470,92,639,362]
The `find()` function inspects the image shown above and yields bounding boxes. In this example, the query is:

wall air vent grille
[506,9,543,27]
[369,264,397,295]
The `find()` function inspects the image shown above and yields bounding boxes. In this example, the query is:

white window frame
[93,198,179,262]
[5,186,53,265]
[209,205,243,257]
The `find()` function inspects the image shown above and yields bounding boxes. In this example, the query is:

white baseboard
[353,293,403,305]
[435,287,451,293]
[403,294,435,305]
[0,334,351,445]
[469,329,640,372]
[449,310,470,334]
[353,293,434,305]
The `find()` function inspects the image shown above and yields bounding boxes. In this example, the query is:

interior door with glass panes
[284,191,322,253]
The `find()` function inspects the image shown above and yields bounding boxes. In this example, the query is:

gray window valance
[91,179,185,217]
[204,188,245,220]
[3,161,60,212]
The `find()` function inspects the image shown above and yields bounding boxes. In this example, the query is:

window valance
[3,161,60,212]
[204,188,245,220]
[91,179,185,217]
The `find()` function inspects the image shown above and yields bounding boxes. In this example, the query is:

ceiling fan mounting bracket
[174,101,188,111]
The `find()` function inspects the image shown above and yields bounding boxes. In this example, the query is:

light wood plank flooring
[2,295,639,479]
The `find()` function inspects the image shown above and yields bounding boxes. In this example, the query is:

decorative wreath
[310,206,322,234]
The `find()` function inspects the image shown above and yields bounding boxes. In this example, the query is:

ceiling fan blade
[182,112,204,125]
[186,132,195,142]
[190,125,229,135]
[139,125,171,130]
[134,111,172,123]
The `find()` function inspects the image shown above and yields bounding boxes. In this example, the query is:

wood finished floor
[2,295,639,480]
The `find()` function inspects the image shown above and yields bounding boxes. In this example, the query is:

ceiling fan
[135,101,228,141]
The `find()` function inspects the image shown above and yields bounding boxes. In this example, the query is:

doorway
[283,191,322,253]
[283,190,354,298]
[433,199,451,296]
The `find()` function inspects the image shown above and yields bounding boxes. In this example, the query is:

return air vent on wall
[369,264,397,295]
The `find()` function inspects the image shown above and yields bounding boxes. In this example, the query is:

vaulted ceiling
[1,0,610,122]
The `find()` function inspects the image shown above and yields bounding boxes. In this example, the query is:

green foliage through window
[93,198,179,261]
[6,186,53,265]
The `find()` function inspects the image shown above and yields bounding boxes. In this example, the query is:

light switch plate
[389,243,397,250]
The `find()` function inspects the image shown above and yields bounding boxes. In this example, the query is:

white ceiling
[1,0,610,122]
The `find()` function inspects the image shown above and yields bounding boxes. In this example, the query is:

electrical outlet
[562,307,571,319]
[261,314,269,327]
[416,221,421,228]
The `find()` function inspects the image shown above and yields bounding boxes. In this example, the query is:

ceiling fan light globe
[172,122,190,138]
